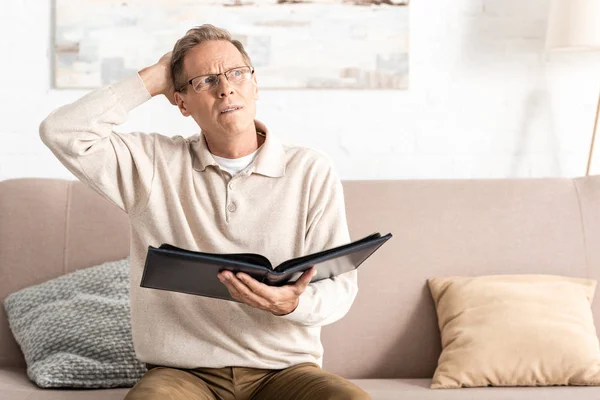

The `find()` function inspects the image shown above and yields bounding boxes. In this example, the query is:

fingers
[165,84,177,105]
[224,279,244,300]
[236,273,272,298]
[158,51,173,65]
[294,267,316,293]
[217,269,315,314]
[167,93,176,105]
[219,272,269,308]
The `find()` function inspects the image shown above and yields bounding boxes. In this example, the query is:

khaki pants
[124,362,371,400]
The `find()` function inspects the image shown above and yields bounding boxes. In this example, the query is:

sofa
[1,175,600,399]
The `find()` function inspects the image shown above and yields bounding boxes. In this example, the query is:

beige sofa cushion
[428,275,600,389]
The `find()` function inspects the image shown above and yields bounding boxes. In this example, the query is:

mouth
[220,105,243,114]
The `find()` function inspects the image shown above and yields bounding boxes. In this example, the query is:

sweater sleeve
[39,73,155,216]
[278,169,358,327]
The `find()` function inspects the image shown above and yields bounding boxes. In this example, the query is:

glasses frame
[184,66,255,93]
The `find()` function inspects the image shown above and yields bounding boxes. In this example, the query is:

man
[40,24,369,400]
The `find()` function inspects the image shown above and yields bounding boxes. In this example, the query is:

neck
[203,127,266,159]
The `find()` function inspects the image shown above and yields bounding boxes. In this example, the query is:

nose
[217,75,235,98]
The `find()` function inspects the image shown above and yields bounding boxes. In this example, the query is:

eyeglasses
[184,66,255,93]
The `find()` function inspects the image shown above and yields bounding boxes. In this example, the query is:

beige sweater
[39,73,358,370]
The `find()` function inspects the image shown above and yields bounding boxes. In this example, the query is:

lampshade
[546,0,600,51]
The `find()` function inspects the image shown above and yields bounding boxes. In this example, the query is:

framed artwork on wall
[53,0,409,89]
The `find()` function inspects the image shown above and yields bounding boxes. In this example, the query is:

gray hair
[171,24,253,92]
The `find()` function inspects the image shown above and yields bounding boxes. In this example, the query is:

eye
[231,69,243,77]
[203,75,218,84]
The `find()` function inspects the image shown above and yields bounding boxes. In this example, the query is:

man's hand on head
[138,51,176,106]
[217,267,317,316]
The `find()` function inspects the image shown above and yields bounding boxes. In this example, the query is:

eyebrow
[189,65,245,78]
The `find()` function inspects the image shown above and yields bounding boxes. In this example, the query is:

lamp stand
[586,92,600,176]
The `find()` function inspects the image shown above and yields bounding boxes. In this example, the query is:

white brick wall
[1,0,599,181]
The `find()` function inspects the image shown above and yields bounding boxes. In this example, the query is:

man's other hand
[217,267,317,316]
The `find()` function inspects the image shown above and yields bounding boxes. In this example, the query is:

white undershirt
[212,148,260,176]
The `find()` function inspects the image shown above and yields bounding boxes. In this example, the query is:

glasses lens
[193,75,219,92]
[228,67,251,83]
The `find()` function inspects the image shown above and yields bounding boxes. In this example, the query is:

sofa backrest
[1,177,599,379]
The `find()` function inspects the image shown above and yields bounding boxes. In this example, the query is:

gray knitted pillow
[3,257,147,388]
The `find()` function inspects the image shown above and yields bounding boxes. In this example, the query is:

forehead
[184,40,246,76]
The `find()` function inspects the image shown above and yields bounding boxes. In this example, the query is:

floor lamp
[545,0,600,176]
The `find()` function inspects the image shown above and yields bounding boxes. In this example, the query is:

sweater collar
[191,120,286,178]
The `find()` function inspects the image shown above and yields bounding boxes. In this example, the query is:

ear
[174,91,191,117]
[252,73,259,100]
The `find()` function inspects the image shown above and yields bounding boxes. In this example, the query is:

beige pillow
[427,275,600,389]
